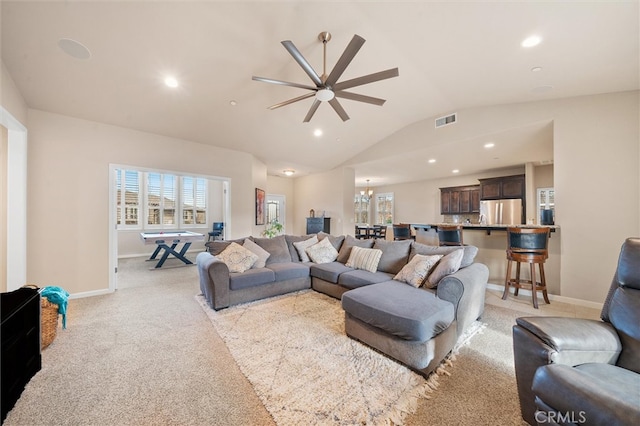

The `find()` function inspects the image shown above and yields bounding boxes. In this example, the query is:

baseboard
[486,283,604,310]
[69,288,113,300]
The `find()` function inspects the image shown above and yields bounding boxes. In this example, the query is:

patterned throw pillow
[424,249,464,288]
[293,236,319,262]
[217,242,259,273]
[305,237,339,264]
[243,238,271,268]
[345,246,383,273]
[393,254,443,287]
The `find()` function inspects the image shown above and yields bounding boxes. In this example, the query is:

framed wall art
[255,188,265,225]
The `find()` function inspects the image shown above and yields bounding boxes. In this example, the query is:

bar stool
[437,224,464,246]
[392,223,413,240]
[503,227,551,309]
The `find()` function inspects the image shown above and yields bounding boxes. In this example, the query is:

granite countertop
[412,223,559,230]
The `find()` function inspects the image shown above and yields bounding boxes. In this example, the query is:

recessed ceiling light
[229,100,237,106]
[428,159,436,164]
[531,85,554,94]
[484,143,495,148]
[58,38,91,60]
[313,129,323,137]
[283,169,295,176]
[164,76,178,88]
[452,169,460,174]
[521,35,542,48]
[531,66,543,72]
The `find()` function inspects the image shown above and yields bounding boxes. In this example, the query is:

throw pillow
[372,239,413,274]
[293,236,319,262]
[252,235,291,264]
[285,235,313,263]
[305,237,339,264]
[317,232,346,252]
[424,249,464,288]
[217,242,259,273]
[243,238,271,268]
[336,235,375,263]
[345,246,383,273]
[410,242,478,268]
[393,254,443,288]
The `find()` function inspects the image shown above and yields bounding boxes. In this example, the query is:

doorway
[266,194,286,234]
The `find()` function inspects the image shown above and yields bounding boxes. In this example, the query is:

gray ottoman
[342,280,457,376]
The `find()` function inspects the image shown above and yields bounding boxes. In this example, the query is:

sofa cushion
[342,281,455,342]
[338,270,394,289]
[410,242,478,268]
[217,242,259,273]
[293,236,319,262]
[345,246,383,273]
[229,268,276,290]
[306,237,339,264]
[336,235,374,263]
[394,254,443,287]
[372,239,413,274]
[310,262,354,283]
[266,262,311,281]
[253,235,292,265]
[284,235,311,263]
[205,237,250,256]
[243,238,271,269]
[424,249,464,288]
[317,232,346,252]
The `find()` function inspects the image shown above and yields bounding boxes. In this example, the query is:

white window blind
[182,177,207,225]
[147,172,177,226]
[115,169,141,227]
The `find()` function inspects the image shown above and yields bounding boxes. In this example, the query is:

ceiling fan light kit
[252,32,399,122]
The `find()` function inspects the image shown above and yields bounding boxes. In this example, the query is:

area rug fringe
[196,291,486,425]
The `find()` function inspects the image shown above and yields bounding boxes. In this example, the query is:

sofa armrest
[196,252,231,310]
[513,317,621,425]
[436,262,489,336]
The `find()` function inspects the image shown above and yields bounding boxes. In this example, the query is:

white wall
[26,109,263,295]
[338,91,640,303]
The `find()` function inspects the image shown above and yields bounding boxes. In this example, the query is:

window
[375,193,394,225]
[115,168,208,230]
[115,169,141,228]
[182,176,207,225]
[537,187,554,223]
[354,194,370,224]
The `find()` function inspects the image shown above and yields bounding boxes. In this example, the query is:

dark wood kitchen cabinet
[479,175,525,200]
[440,185,480,214]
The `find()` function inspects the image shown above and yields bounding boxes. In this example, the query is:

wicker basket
[41,296,59,349]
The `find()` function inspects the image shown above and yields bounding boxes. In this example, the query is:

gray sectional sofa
[196,232,489,376]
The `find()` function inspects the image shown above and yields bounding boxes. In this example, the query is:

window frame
[374,192,394,225]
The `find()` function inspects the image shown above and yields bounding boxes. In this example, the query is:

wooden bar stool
[437,224,464,246]
[503,227,551,309]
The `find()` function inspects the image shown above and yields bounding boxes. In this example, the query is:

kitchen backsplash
[443,213,481,224]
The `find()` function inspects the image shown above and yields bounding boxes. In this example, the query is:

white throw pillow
[217,242,259,273]
[243,238,271,268]
[305,237,339,264]
[345,246,383,273]
[293,235,319,262]
[394,254,443,287]
[425,249,464,288]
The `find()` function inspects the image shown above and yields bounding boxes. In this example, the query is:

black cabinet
[306,217,330,234]
[1,287,42,422]
[440,186,480,214]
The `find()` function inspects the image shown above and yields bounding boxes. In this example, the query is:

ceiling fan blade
[334,91,386,106]
[252,76,317,91]
[268,92,316,110]
[333,68,399,91]
[324,34,366,88]
[303,99,322,123]
[328,98,350,121]
[281,40,323,87]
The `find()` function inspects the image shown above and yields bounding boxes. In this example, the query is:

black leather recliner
[512,237,640,425]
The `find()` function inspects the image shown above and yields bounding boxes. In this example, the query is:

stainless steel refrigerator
[479,199,523,225]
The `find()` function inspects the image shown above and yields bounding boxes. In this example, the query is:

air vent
[435,113,457,128]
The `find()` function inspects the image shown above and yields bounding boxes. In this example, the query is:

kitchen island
[411,223,561,296]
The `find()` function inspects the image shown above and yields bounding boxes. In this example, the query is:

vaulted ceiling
[2,1,638,186]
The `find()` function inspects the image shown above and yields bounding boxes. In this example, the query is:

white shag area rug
[197,290,485,425]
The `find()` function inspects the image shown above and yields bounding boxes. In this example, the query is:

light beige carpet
[197,290,485,426]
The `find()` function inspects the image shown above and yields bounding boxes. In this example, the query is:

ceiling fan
[252,32,399,122]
